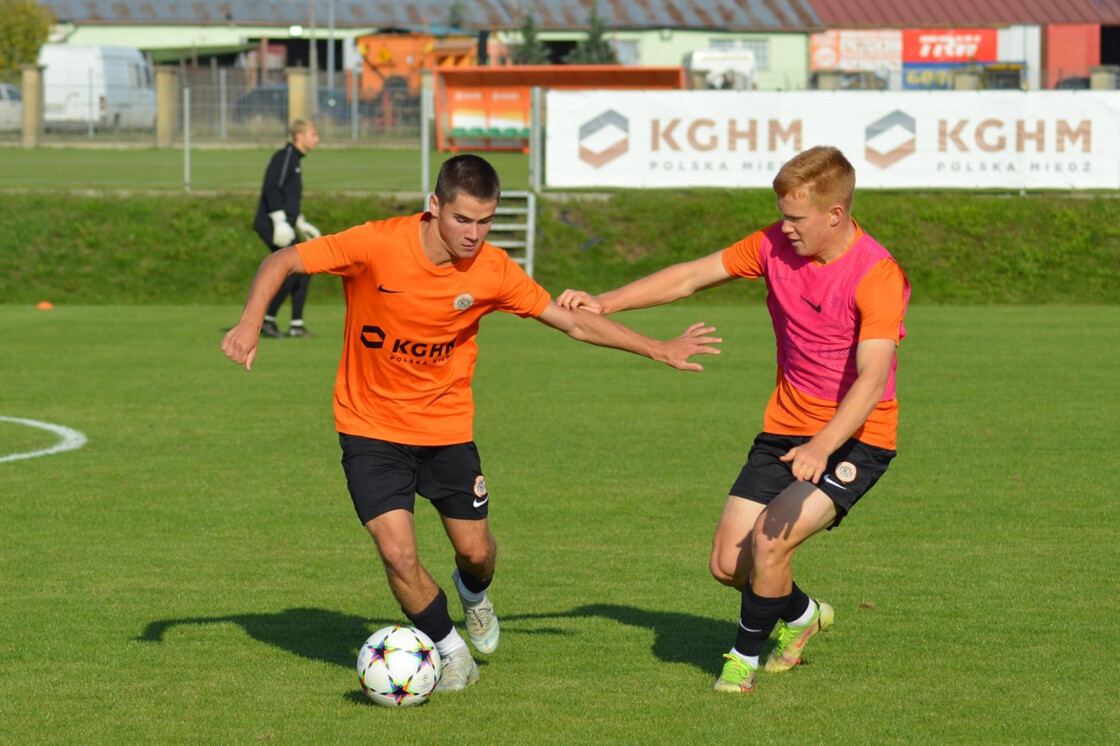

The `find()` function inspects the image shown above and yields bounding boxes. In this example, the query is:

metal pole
[183,86,191,191]
[327,0,335,90]
[421,78,432,197]
[309,0,318,115]
[530,87,542,192]
[87,68,94,138]
[351,59,359,140]
[219,67,227,139]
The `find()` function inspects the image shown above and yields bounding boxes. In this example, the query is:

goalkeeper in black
[252,118,321,338]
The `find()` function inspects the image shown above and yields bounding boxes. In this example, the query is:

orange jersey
[297,213,551,445]
[722,221,910,450]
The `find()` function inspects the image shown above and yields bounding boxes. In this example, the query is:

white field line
[0,416,88,464]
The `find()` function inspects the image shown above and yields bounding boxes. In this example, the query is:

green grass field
[2,303,1117,743]
[0,146,532,192]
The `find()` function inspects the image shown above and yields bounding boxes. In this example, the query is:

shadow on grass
[134,607,396,668]
[135,603,730,675]
[506,603,729,674]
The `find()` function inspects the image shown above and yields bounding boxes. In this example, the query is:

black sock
[404,588,453,643]
[780,582,811,623]
[734,585,791,658]
[455,567,492,595]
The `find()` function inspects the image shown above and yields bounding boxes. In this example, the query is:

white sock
[454,572,487,605]
[729,649,759,668]
[264,315,277,323]
[435,629,468,657]
[788,599,818,629]
[290,319,304,327]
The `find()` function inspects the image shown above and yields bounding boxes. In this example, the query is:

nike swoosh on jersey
[378,284,404,293]
[800,296,822,313]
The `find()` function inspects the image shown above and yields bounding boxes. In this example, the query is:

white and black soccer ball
[356,625,441,707]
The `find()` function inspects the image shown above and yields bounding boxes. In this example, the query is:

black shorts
[728,433,896,528]
[339,434,490,525]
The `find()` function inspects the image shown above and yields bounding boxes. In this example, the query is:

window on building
[710,38,769,70]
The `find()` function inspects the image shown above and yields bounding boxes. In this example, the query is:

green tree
[564,5,617,65]
[448,1,467,31]
[0,0,52,82]
[511,10,551,65]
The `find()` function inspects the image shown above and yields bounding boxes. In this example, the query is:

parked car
[233,85,370,125]
[0,83,22,130]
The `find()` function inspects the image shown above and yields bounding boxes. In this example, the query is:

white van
[37,44,156,130]
[684,49,758,90]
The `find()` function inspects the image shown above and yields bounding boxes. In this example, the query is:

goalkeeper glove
[295,214,321,240]
[268,210,296,247]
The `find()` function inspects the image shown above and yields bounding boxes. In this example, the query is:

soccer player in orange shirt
[221,154,722,692]
[557,146,910,694]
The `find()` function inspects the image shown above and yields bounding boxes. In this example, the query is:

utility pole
[309,0,318,115]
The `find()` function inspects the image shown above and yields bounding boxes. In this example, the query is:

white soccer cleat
[453,568,500,654]
[433,646,479,692]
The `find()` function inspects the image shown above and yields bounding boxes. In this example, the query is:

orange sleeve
[720,229,767,279]
[496,255,551,318]
[855,258,908,343]
[296,220,388,277]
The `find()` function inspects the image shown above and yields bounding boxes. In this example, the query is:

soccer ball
[356,625,442,707]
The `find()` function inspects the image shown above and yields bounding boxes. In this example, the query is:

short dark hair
[434,154,501,205]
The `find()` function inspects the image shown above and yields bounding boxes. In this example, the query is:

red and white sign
[902,29,997,63]
[811,30,902,72]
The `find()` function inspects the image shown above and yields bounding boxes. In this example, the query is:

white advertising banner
[545,90,1120,189]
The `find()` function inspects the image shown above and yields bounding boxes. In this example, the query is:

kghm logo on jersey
[360,324,456,366]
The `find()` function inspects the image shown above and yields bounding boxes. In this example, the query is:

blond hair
[289,118,317,140]
[772,146,855,213]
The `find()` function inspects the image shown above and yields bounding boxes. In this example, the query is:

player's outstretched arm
[536,302,721,371]
[556,251,734,315]
[221,247,308,371]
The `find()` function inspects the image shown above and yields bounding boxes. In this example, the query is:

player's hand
[555,289,604,314]
[221,322,260,371]
[657,322,721,371]
[295,214,321,240]
[269,210,297,246]
[779,439,831,483]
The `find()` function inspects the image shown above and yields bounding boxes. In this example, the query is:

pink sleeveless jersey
[756,222,909,404]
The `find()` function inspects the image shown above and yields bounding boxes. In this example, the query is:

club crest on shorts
[834,461,858,484]
[473,475,487,498]
[454,293,475,311]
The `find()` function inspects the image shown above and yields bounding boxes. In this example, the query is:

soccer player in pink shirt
[557,146,910,694]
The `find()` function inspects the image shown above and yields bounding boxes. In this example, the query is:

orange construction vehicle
[347,28,477,126]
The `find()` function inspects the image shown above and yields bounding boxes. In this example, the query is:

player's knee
[750,531,794,571]
[374,536,420,573]
[709,554,737,586]
[456,535,496,572]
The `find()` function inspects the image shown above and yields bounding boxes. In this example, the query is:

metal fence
[0,68,422,147]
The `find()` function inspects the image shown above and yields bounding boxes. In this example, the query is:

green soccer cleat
[433,646,479,692]
[714,653,757,693]
[453,569,500,655]
[764,600,835,673]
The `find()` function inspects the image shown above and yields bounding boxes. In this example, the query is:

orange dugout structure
[434,66,686,153]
